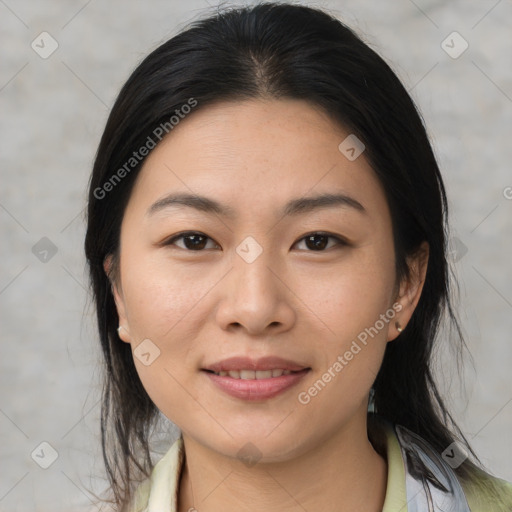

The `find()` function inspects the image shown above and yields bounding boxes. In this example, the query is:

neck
[178,414,387,512]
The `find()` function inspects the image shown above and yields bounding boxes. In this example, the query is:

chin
[186,424,312,465]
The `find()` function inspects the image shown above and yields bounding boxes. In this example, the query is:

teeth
[213,369,294,379]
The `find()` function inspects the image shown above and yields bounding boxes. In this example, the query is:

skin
[106,98,429,512]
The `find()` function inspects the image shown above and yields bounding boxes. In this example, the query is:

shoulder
[126,436,184,512]
[127,477,152,512]
[375,418,512,512]
[461,466,512,512]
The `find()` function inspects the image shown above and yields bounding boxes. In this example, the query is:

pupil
[307,234,327,250]
[185,234,206,250]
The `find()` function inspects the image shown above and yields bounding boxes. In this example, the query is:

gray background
[1,0,511,510]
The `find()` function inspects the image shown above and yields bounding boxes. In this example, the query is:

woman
[84,3,512,511]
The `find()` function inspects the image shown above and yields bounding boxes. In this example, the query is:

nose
[215,247,296,336]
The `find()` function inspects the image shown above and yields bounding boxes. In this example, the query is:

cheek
[292,246,396,406]
[294,248,396,341]
[120,252,209,342]
[119,256,212,426]
[294,269,394,431]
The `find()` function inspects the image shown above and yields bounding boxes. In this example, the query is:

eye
[163,231,220,251]
[293,232,347,251]
[162,231,347,252]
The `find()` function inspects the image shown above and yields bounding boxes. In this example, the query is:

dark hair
[85,2,482,508]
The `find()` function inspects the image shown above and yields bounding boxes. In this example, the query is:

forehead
[125,99,389,223]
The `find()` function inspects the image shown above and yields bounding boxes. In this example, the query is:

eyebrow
[146,192,367,219]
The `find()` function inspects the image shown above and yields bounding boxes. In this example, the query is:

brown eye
[165,232,219,251]
[294,233,346,251]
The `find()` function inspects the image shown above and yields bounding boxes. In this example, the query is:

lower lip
[202,369,310,401]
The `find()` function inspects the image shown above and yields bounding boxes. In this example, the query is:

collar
[136,422,471,512]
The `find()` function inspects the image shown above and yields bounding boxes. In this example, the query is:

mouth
[201,368,311,402]
[201,355,311,400]
[202,355,309,374]
[202,368,305,379]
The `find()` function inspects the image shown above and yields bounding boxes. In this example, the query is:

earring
[117,326,123,334]
[395,321,403,333]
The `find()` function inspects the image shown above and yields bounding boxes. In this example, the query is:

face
[108,98,427,462]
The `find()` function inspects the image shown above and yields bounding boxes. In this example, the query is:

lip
[203,368,310,401]
[202,356,308,373]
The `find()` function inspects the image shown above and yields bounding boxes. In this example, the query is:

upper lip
[202,356,309,373]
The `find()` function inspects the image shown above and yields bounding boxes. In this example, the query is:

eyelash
[162,231,348,252]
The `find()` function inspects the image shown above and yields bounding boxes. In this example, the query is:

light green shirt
[128,423,512,511]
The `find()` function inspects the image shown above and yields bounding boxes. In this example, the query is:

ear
[104,254,132,344]
[388,241,429,341]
